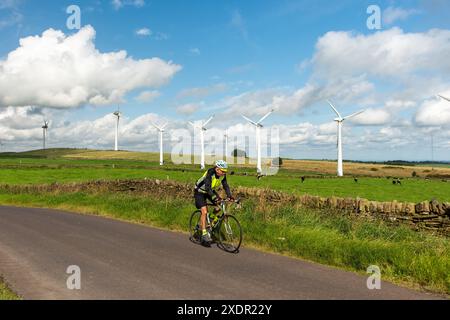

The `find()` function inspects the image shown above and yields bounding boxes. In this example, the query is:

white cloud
[0,109,173,150]
[196,28,450,134]
[111,0,145,10]
[295,59,310,73]
[227,63,255,74]
[348,108,392,126]
[318,122,336,135]
[304,27,450,130]
[0,0,22,29]
[0,26,181,109]
[0,0,21,10]
[135,91,160,103]
[384,99,417,111]
[136,28,152,37]
[0,10,21,29]
[415,96,450,126]
[0,106,44,130]
[177,84,227,99]
[383,7,420,25]
[189,48,200,56]
[0,106,447,161]
[135,28,169,40]
[312,28,450,79]
[154,32,169,41]
[176,103,202,115]
[219,77,375,118]
[230,10,248,39]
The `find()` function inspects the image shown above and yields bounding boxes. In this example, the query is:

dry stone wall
[234,186,450,235]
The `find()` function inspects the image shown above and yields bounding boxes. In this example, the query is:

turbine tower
[242,110,274,174]
[113,108,121,151]
[189,115,215,170]
[151,121,168,166]
[327,100,364,177]
[224,129,229,160]
[438,94,450,102]
[42,120,49,150]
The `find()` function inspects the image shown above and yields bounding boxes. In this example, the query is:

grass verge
[0,278,20,300]
[0,190,448,296]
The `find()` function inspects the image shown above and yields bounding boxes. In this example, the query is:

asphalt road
[0,206,442,300]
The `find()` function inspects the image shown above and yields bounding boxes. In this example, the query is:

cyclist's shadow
[189,235,240,254]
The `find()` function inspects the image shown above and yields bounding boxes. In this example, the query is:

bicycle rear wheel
[217,215,242,253]
[189,210,202,244]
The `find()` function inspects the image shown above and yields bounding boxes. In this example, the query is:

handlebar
[206,198,241,207]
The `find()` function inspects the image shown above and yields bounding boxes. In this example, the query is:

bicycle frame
[190,198,242,253]
[205,199,239,231]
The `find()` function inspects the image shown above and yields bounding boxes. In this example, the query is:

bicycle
[189,198,243,253]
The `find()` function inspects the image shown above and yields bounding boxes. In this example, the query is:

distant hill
[0,148,163,161]
[0,148,90,158]
[293,158,450,166]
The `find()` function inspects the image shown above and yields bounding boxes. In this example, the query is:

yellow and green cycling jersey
[195,168,232,198]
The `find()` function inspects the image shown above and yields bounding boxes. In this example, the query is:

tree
[272,157,283,166]
[232,148,247,158]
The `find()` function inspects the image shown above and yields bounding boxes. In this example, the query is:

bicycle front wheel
[217,215,242,253]
[189,210,202,244]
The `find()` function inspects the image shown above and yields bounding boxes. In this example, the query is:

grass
[0,148,448,203]
[3,147,450,176]
[0,163,448,202]
[0,190,448,295]
[283,159,450,178]
[0,278,20,300]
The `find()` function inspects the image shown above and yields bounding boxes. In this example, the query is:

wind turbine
[327,100,365,177]
[113,107,121,151]
[438,94,450,102]
[242,110,274,174]
[224,129,229,159]
[189,115,215,170]
[151,121,168,166]
[42,120,49,150]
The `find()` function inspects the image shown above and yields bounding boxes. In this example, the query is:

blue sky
[0,0,450,161]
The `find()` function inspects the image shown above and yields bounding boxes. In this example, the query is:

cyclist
[194,160,234,246]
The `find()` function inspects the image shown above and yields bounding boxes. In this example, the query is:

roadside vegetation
[0,278,20,300]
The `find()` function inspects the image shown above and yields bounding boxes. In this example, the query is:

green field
[0,149,448,202]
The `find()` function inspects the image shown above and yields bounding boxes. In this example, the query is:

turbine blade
[161,122,168,130]
[242,115,258,126]
[188,121,196,128]
[257,109,274,124]
[203,115,215,128]
[344,110,365,120]
[150,121,160,130]
[438,94,450,102]
[327,100,342,119]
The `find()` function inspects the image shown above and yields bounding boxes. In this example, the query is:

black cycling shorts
[194,190,214,209]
